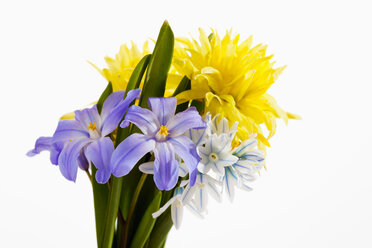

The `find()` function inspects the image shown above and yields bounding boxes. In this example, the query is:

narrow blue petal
[120,105,160,135]
[111,133,156,177]
[52,119,89,143]
[85,137,114,184]
[233,139,258,156]
[148,97,177,125]
[100,91,125,120]
[101,89,141,136]
[58,138,91,182]
[168,136,199,186]
[167,107,206,137]
[153,142,179,191]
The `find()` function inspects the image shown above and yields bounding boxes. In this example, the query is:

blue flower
[111,97,206,191]
[27,89,141,183]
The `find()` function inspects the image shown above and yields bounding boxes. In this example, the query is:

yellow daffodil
[173,29,300,147]
[89,41,151,92]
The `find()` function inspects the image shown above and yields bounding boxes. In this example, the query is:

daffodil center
[209,152,218,162]
[88,122,101,139]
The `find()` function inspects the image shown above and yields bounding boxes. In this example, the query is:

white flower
[181,172,222,213]
[211,114,238,142]
[184,114,211,147]
[198,133,238,176]
[222,135,265,202]
[152,187,203,229]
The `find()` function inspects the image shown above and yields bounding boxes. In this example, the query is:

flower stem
[101,176,123,248]
[85,169,92,184]
[121,173,147,248]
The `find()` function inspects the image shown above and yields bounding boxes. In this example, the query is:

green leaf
[129,191,162,248]
[97,83,113,114]
[126,54,151,95]
[91,82,113,247]
[173,76,191,113]
[147,208,173,248]
[101,55,152,248]
[117,55,152,221]
[116,54,151,145]
[101,177,123,248]
[139,21,174,108]
[190,99,205,114]
[91,166,109,248]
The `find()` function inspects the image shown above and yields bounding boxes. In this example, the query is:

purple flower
[111,97,206,191]
[27,89,141,183]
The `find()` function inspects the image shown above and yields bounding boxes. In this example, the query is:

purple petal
[101,88,141,136]
[27,136,53,157]
[111,133,156,177]
[77,149,89,170]
[75,106,102,131]
[52,119,89,143]
[168,136,199,186]
[153,142,179,191]
[100,91,125,120]
[120,105,160,135]
[148,97,177,125]
[58,138,91,182]
[50,142,64,165]
[85,137,114,184]
[166,107,206,137]
[27,137,64,165]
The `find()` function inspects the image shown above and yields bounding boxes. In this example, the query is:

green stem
[101,176,123,248]
[121,173,148,248]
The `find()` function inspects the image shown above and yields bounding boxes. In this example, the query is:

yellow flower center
[158,125,169,136]
[88,122,96,131]
[209,153,218,162]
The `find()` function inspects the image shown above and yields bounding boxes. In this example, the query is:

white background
[1,0,371,247]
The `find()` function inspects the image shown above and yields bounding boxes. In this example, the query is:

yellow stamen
[158,125,169,135]
[88,122,96,131]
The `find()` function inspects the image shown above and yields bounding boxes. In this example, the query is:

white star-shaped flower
[181,172,222,213]
[152,187,203,229]
[198,133,238,176]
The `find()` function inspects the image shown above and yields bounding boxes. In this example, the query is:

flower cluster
[151,115,265,228]
[27,22,298,247]
[28,92,206,189]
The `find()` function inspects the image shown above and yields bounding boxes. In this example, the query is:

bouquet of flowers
[27,21,299,248]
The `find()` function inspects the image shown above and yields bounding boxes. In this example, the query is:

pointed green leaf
[91,166,109,248]
[129,191,162,248]
[140,21,174,108]
[115,54,151,146]
[147,208,173,248]
[91,82,113,247]
[101,55,152,248]
[173,76,191,113]
[190,99,205,114]
[97,83,113,114]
